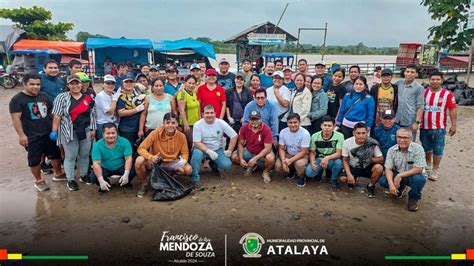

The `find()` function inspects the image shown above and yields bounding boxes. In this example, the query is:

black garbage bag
[150,165,193,201]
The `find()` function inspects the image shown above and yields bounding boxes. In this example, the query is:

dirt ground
[0,76,473,265]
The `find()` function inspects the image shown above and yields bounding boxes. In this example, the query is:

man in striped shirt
[420,71,457,181]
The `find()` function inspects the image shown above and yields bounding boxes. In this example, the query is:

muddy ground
[0,76,473,265]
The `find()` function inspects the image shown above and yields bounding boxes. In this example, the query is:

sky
[0,0,437,47]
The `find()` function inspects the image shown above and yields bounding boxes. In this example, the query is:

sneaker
[244,165,257,176]
[395,186,410,199]
[34,181,50,191]
[331,182,340,192]
[52,173,67,182]
[79,175,92,185]
[67,180,79,191]
[262,171,271,184]
[296,176,306,187]
[424,165,433,178]
[428,169,438,181]
[136,184,149,198]
[366,184,375,198]
[41,162,53,175]
[286,167,296,180]
[192,181,204,191]
[407,199,419,211]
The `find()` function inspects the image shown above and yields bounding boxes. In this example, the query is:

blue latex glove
[49,131,58,141]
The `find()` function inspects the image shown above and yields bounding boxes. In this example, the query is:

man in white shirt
[190,104,238,190]
[275,113,311,188]
[95,75,119,139]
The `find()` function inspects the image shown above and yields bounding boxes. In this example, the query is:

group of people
[10,57,457,211]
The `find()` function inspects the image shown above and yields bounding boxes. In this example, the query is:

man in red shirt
[420,71,457,181]
[231,110,275,183]
[197,69,226,119]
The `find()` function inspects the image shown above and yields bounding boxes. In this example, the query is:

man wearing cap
[370,68,398,127]
[164,65,182,96]
[95,75,119,139]
[231,110,275,183]
[148,65,159,81]
[217,58,236,91]
[378,127,427,211]
[241,58,253,88]
[259,61,275,89]
[283,66,296,90]
[190,63,204,87]
[373,110,400,159]
[226,72,253,133]
[197,68,227,119]
[313,61,331,92]
[190,104,238,190]
[266,71,290,130]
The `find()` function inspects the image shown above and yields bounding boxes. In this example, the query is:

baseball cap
[103,75,116,83]
[135,73,147,82]
[66,75,81,84]
[219,58,230,65]
[283,66,292,72]
[190,63,200,71]
[75,72,91,82]
[249,110,261,120]
[381,68,393,76]
[236,72,245,79]
[315,61,326,67]
[166,65,178,72]
[272,71,284,78]
[205,68,217,76]
[149,65,159,71]
[122,73,134,82]
[382,109,395,119]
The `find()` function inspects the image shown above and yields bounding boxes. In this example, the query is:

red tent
[12,39,85,54]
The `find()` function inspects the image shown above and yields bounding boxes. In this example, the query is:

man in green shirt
[305,115,344,191]
[90,123,133,193]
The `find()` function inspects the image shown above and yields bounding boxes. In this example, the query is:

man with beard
[259,61,275,88]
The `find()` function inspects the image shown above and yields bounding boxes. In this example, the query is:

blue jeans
[379,171,426,200]
[190,148,232,182]
[305,158,343,184]
[420,128,446,157]
[62,130,92,181]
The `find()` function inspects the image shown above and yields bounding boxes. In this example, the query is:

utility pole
[274,3,290,33]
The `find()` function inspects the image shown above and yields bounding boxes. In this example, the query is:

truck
[396,43,439,78]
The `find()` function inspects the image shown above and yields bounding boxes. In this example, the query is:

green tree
[421,0,472,51]
[0,6,73,40]
[76,31,109,42]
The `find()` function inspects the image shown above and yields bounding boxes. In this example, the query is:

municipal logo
[239,233,265,258]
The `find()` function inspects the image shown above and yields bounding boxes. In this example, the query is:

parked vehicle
[396,43,439,78]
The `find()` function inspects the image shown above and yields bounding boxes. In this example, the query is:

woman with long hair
[286,73,313,131]
[177,75,201,150]
[308,76,328,134]
[138,79,176,138]
[337,76,375,139]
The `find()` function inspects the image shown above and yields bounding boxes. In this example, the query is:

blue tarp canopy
[86,38,152,49]
[153,39,216,59]
[86,38,153,76]
[264,52,294,59]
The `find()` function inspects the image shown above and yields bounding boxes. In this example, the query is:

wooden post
[466,37,474,85]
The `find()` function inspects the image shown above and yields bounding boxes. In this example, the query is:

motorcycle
[0,73,18,89]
